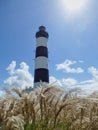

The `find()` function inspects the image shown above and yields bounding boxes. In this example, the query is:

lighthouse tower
[34,26,49,87]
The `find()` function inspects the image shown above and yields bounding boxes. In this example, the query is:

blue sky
[0,0,98,95]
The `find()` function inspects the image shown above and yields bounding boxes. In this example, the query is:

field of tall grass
[0,84,98,130]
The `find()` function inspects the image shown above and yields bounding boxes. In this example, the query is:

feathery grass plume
[1,84,98,129]
[6,114,25,130]
[11,87,22,97]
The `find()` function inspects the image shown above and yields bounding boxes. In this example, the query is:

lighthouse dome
[36,26,49,38]
[39,26,46,31]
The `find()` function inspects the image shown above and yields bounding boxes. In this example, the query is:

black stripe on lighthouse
[34,26,49,87]
[36,46,48,58]
[34,69,49,83]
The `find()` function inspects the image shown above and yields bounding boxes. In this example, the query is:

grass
[0,84,98,130]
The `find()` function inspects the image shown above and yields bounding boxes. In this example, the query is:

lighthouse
[34,26,49,87]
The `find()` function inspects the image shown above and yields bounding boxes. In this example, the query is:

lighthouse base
[34,82,49,88]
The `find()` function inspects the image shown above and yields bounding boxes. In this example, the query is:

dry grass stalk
[0,84,98,130]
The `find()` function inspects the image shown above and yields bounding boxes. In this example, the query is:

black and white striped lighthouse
[34,26,49,87]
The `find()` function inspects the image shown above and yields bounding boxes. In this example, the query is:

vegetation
[0,85,98,130]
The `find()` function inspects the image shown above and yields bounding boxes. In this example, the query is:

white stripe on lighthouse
[36,37,48,47]
[35,56,48,69]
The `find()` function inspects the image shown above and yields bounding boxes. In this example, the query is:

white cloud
[4,61,34,90]
[56,59,84,73]
[49,76,62,86]
[88,66,98,80]
[76,81,98,95]
[78,66,98,94]
[0,90,5,97]
[50,76,77,88]
[7,61,16,75]
[61,78,77,87]
[50,66,98,95]
[49,76,98,96]
[4,61,98,95]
